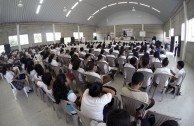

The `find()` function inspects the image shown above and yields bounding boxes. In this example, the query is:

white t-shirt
[124,63,135,69]
[51,59,59,67]
[34,73,42,81]
[121,87,149,103]
[30,70,37,81]
[81,89,112,121]
[152,57,160,63]
[36,81,52,95]
[175,68,185,85]
[154,67,172,86]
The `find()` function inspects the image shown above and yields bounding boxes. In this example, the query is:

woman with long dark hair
[34,64,44,81]
[53,73,80,114]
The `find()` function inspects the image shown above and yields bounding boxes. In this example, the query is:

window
[20,34,29,45]
[187,18,194,42]
[93,33,97,37]
[8,35,18,47]
[0,45,5,54]
[181,23,185,41]
[171,28,174,36]
[55,32,61,41]
[34,33,42,43]
[46,33,54,42]
[73,32,83,39]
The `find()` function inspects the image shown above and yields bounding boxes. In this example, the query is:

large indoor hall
[0,0,194,126]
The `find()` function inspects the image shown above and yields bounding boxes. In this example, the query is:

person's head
[106,109,131,126]
[2,64,13,75]
[34,64,44,77]
[98,54,103,61]
[53,73,70,104]
[48,54,55,63]
[133,51,139,58]
[85,54,91,61]
[141,58,149,68]
[160,56,168,66]
[80,47,84,52]
[101,49,105,55]
[109,49,113,54]
[72,58,81,70]
[60,48,64,54]
[131,72,144,87]
[85,61,95,71]
[130,57,137,66]
[160,120,178,126]
[177,61,184,69]
[26,60,34,74]
[89,82,103,97]
[42,72,53,87]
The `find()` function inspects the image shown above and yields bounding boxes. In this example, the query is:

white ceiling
[0,0,183,25]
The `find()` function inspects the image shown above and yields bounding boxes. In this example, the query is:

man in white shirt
[121,72,155,110]
[81,82,115,122]
[124,57,137,69]
[168,61,186,95]
[137,58,153,88]
[154,58,171,87]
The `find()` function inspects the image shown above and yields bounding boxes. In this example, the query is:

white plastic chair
[123,67,136,86]
[144,111,181,126]
[4,76,28,99]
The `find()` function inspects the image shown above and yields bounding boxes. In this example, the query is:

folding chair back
[85,74,103,84]
[118,57,126,73]
[64,57,71,66]
[97,61,110,75]
[107,56,116,67]
[139,71,154,88]
[72,70,86,91]
[123,67,136,86]
[144,111,181,126]
[112,52,119,58]
[94,51,100,57]
[121,95,148,117]
[60,100,79,126]
[152,62,162,70]
[72,104,101,126]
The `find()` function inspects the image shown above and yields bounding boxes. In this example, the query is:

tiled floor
[0,53,194,126]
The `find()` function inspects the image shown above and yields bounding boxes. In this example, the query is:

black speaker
[71,37,75,43]
[170,36,175,52]
[4,44,11,55]
[60,37,64,44]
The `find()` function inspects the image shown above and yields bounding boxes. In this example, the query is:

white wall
[98,10,163,26]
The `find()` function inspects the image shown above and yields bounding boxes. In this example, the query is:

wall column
[142,24,144,41]
[169,18,172,37]
[78,25,80,41]
[16,24,21,51]
[182,0,188,61]
[114,25,116,38]
[52,24,56,44]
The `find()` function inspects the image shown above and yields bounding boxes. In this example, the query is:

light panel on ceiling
[140,3,150,7]
[129,2,138,4]
[66,10,71,17]
[118,2,128,4]
[92,10,99,15]
[100,6,107,10]
[71,2,79,10]
[108,3,117,7]
[39,0,44,4]
[152,7,160,13]
[36,5,41,14]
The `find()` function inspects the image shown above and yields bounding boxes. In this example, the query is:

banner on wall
[122,29,133,36]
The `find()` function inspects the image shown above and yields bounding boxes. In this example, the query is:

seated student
[83,54,91,67]
[152,51,161,63]
[124,57,137,69]
[168,61,186,94]
[81,82,115,122]
[106,49,115,58]
[26,60,36,82]
[154,58,171,87]
[72,58,85,74]
[79,47,86,58]
[3,64,32,92]
[121,72,155,110]
[34,64,44,81]
[137,59,153,88]
[85,61,102,80]
[36,72,53,95]
[64,50,71,58]
[160,51,167,60]
[97,109,131,126]
[53,73,81,114]
[48,54,60,67]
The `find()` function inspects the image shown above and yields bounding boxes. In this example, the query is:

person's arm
[102,87,115,96]
[170,70,176,76]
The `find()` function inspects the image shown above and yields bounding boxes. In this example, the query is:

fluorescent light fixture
[66,10,71,17]
[36,5,41,14]
[88,16,93,21]
[79,0,82,1]
[71,2,79,10]
[92,10,99,15]
[152,7,160,13]
[39,0,44,4]
[129,2,138,4]
[100,6,107,10]
[17,0,23,7]
[118,2,127,4]
[108,3,117,7]
[140,3,150,7]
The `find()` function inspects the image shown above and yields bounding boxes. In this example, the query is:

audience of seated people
[0,41,185,126]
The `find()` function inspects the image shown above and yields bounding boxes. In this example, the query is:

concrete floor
[0,53,193,126]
